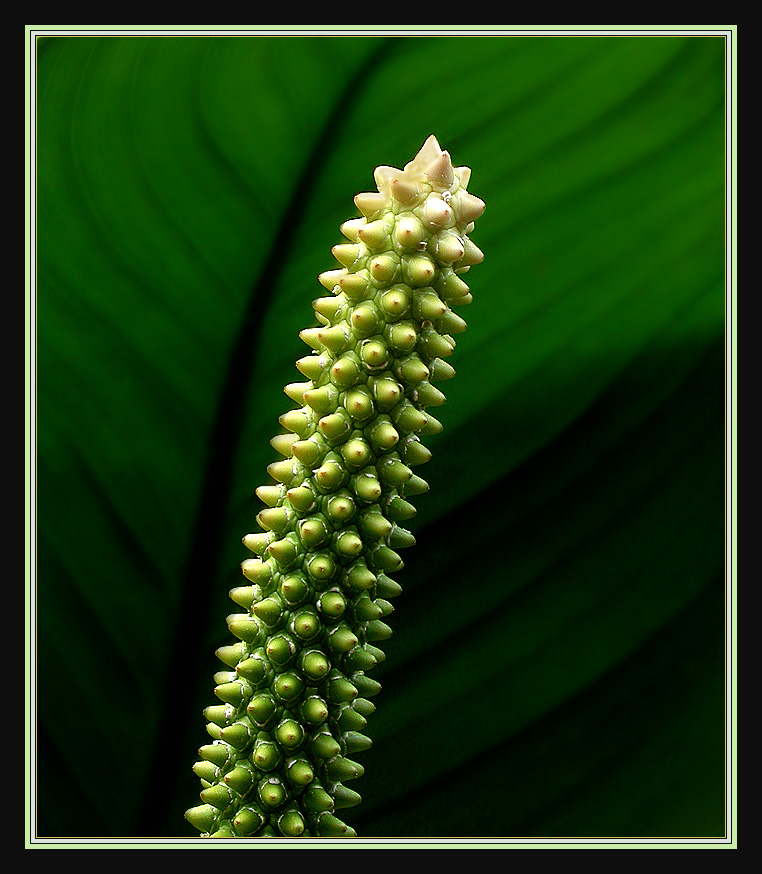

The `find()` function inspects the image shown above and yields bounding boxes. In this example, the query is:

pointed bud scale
[252,738,282,772]
[335,529,364,556]
[370,419,399,451]
[233,806,266,836]
[402,436,433,465]
[389,525,416,549]
[342,730,374,755]
[251,595,283,626]
[343,562,377,593]
[378,456,413,487]
[287,757,315,786]
[422,196,454,229]
[360,338,389,370]
[318,412,351,443]
[236,655,269,685]
[291,438,323,468]
[295,353,327,380]
[302,785,335,813]
[404,473,430,496]
[350,303,381,336]
[413,382,446,410]
[270,433,297,457]
[267,536,299,567]
[325,756,365,783]
[326,493,356,523]
[368,254,397,285]
[228,585,257,610]
[354,190,388,217]
[413,288,447,321]
[380,287,411,319]
[337,269,371,301]
[341,438,372,470]
[352,673,383,698]
[352,471,383,504]
[278,809,306,837]
[299,516,330,549]
[193,759,219,783]
[242,533,272,557]
[297,328,324,352]
[390,175,421,206]
[301,695,330,726]
[344,645,378,672]
[332,243,362,269]
[459,237,484,267]
[358,506,393,540]
[433,231,466,265]
[280,571,310,605]
[279,408,311,436]
[188,135,484,838]
[292,608,321,641]
[365,620,394,642]
[394,215,427,251]
[437,270,471,303]
[226,615,261,644]
[185,803,218,833]
[384,495,417,522]
[219,721,253,750]
[352,697,376,718]
[311,731,342,759]
[318,590,347,618]
[403,254,437,287]
[335,703,367,732]
[318,267,348,293]
[319,324,351,354]
[344,387,375,422]
[429,357,456,381]
[307,552,336,582]
[266,633,297,667]
[224,764,255,795]
[340,217,364,241]
[216,643,245,668]
[258,777,287,809]
[198,742,233,767]
[247,693,278,727]
[333,783,363,810]
[352,594,382,622]
[452,190,486,227]
[286,485,316,513]
[267,459,296,485]
[356,218,390,249]
[255,484,282,508]
[304,385,339,416]
[316,812,356,838]
[425,149,455,188]
[273,670,305,704]
[439,308,468,335]
[257,507,290,534]
[392,401,428,434]
[331,353,363,387]
[328,624,359,654]
[301,649,331,681]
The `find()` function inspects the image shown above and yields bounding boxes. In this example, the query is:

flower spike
[186,135,484,839]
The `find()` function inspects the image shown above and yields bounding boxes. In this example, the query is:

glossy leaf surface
[34,34,727,840]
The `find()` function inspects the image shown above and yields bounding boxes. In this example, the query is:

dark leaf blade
[34,34,726,840]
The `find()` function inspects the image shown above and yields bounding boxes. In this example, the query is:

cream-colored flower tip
[355,134,484,219]
[186,135,484,840]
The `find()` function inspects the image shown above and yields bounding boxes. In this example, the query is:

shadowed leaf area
[35,33,726,839]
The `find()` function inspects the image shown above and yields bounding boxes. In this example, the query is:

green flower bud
[186,134,483,839]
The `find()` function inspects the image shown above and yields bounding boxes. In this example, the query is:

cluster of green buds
[185,135,484,838]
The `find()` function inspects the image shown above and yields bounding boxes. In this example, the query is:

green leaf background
[34,33,728,841]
